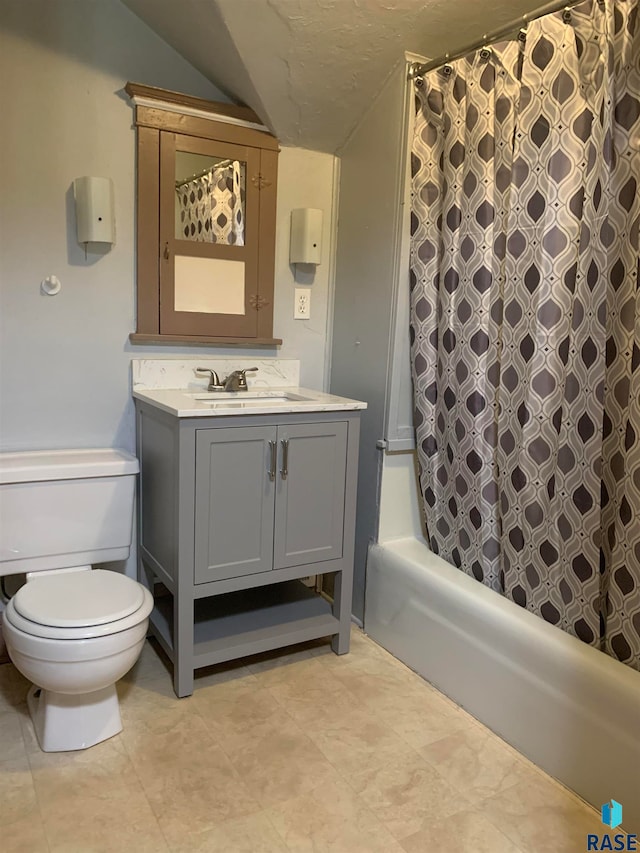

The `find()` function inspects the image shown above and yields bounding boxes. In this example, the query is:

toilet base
[27,683,123,752]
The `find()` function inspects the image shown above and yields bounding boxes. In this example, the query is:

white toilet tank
[0,449,139,575]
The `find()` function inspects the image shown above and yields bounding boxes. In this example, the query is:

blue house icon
[601,800,623,829]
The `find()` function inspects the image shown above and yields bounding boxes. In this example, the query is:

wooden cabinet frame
[126,83,281,346]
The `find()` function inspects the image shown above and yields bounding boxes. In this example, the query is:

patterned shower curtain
[410,0,640,668]
[176,160,245,245]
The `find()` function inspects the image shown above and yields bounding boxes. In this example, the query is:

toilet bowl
[0,448,152,752]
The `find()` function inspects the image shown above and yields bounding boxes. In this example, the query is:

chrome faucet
[222,367,258,392]
[196,366,258,392]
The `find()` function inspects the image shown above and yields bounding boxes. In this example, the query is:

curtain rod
[408,0,596,78]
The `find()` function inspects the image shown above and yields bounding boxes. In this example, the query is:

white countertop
[133,386,367,418]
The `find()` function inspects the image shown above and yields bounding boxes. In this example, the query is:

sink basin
[190,391,311,407]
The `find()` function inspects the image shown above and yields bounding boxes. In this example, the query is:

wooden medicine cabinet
[126,83,281,346]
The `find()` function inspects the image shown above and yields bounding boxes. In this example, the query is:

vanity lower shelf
[150,579,340,670]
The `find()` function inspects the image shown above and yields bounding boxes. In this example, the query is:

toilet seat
[15,569,145,627]
[6,570,152,640]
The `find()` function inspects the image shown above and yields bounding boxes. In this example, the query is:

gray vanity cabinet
[195,422,348,584]
[135,401,361,698]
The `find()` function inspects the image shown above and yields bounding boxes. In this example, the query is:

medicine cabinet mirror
[126,83,281,346]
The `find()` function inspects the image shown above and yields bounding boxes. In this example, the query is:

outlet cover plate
[294,287,311,320]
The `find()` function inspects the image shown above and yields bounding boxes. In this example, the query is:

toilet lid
[13,570,145,628]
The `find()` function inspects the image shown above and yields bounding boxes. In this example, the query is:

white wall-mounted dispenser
[290,208,323,265]
[73,176,115,246]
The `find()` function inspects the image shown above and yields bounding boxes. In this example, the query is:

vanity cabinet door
[273,422,348,570]
[195,426,276,583]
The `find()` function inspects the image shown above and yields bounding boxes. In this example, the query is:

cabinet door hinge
[251,173,272,190]
[249,295,269,310]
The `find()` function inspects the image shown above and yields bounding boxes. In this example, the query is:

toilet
[0,448,153,752]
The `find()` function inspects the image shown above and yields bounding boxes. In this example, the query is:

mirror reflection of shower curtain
[409,0,640,669]
[176,161,245,245]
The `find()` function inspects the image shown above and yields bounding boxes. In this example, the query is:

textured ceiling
[122,0,542,152]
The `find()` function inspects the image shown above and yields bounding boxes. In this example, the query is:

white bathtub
[365,535,640,830]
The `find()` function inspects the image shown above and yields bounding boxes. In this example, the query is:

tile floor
[0,627,613,852]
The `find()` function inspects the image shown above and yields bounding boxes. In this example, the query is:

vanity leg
[173,422,196,698]
[173,591,194,698]
[331,569,352,655]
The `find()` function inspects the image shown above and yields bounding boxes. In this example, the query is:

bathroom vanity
[133,368,365,697]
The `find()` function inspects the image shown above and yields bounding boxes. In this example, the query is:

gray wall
[330,59,412,622]
[0,0,227,455]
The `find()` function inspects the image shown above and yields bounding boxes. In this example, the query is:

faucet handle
[234,367,258,390]
[196,368,223,391]
[222,367,258,391]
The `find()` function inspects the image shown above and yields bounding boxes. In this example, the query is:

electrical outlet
[294,287,311,320]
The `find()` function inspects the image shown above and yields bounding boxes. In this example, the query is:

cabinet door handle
[280,439,289,480]
[268,440,277,481]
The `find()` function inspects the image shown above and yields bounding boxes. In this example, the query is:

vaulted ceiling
[122,0,539,153]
